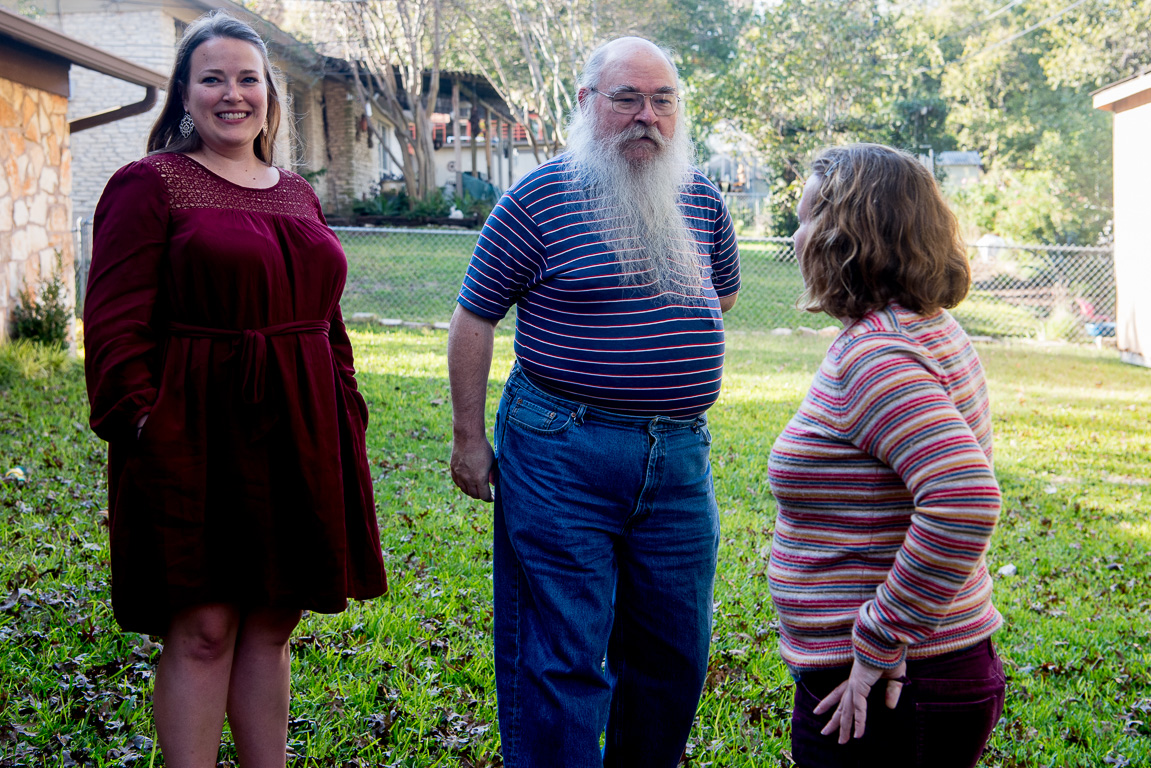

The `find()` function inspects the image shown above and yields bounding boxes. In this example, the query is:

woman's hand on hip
[813,656,907,744]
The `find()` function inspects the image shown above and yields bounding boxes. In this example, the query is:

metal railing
[72,221,1116,342]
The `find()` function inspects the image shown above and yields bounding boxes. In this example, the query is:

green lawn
[1,332,1148,766]
[338,230,479,323]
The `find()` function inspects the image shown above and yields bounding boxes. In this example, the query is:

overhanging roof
[1093,69,1151,113]
[0,5,167,89]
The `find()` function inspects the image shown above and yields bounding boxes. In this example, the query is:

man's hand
[813,656,907,744]
[447,305,498,502]
[450,436,496,502]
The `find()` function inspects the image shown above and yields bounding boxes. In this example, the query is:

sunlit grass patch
[1,331,1148,766]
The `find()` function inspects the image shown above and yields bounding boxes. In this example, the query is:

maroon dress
[84,152,387,635]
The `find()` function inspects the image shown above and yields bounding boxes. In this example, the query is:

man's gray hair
[579,37,680,90]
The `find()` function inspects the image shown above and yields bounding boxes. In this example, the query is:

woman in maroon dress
[83,12,386,766]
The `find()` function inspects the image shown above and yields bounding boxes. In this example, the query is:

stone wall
[287,78,329,205]
[0,77,74,341]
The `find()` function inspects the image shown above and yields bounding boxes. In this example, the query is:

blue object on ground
[1085,322,1116,337]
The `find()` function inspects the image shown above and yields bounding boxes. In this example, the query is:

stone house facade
[6,0,536,233]
[15,0,516,218]
[0,5,165,341]
[21,0,370,218]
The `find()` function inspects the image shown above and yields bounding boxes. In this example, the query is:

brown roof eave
[0,5,167,89]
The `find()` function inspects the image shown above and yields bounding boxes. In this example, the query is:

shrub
[406,188,451,220]
[0,338,71,388]
[456,191,494,223]
[1039,300,1083,342]
[948,170,1111,246]
[353,186,407,217]
[11,252,70,345]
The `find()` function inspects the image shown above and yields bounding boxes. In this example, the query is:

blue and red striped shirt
[768,306,1003,671]
[458,154,740,416]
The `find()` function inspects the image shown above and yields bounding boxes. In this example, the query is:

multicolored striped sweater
[767,305,1003,671]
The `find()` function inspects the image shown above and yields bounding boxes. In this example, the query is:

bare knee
[166,604,240,664]
[238,608,302,649]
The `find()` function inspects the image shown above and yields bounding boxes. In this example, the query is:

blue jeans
[492,365,720,768]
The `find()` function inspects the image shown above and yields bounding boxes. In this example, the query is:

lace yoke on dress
[144,153,321,221]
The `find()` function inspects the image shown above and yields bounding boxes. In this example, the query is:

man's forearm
[448,305,497,440]
[448,305,499,501]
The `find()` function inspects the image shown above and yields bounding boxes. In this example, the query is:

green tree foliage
[701,0,1150,242]
[935,0,1147,243]
[454,0,747,161]
[949,168,1111,244]
[268,0,1149,242]
[1038,0,1151,89]
[645,0,749,80]
[705,0,922,233]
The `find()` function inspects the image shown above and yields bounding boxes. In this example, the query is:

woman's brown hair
[147,11,282,165]
[798,143,970,321]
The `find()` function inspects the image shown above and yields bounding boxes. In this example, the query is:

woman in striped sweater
[769,143,1006,767]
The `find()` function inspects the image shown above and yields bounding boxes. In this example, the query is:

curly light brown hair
[798,143,970,321]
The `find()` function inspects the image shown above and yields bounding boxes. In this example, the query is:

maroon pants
[790,639,1006,768]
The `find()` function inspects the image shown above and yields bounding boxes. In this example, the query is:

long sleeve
[84,162,170,444]
[838,339,1002,668]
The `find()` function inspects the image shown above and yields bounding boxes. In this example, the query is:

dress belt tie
[168,320,330,404]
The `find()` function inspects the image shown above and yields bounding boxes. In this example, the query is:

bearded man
[448,36,740,768]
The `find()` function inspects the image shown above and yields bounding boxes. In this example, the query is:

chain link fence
[957,243,1116,343]
[335,228,1116,342]
[72,221,1115,343]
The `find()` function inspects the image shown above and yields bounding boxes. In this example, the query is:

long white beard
[565,106,704,298]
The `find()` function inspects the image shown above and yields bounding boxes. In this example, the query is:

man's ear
[576,87,589,111]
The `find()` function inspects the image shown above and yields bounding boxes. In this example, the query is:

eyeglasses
[589,88,680,116]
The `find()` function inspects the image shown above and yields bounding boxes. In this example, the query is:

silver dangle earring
[261,119,269,137]
[179,111,194,138]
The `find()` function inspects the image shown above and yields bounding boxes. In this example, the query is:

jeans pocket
[914,694,1002,768]
[506,392,577,435]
